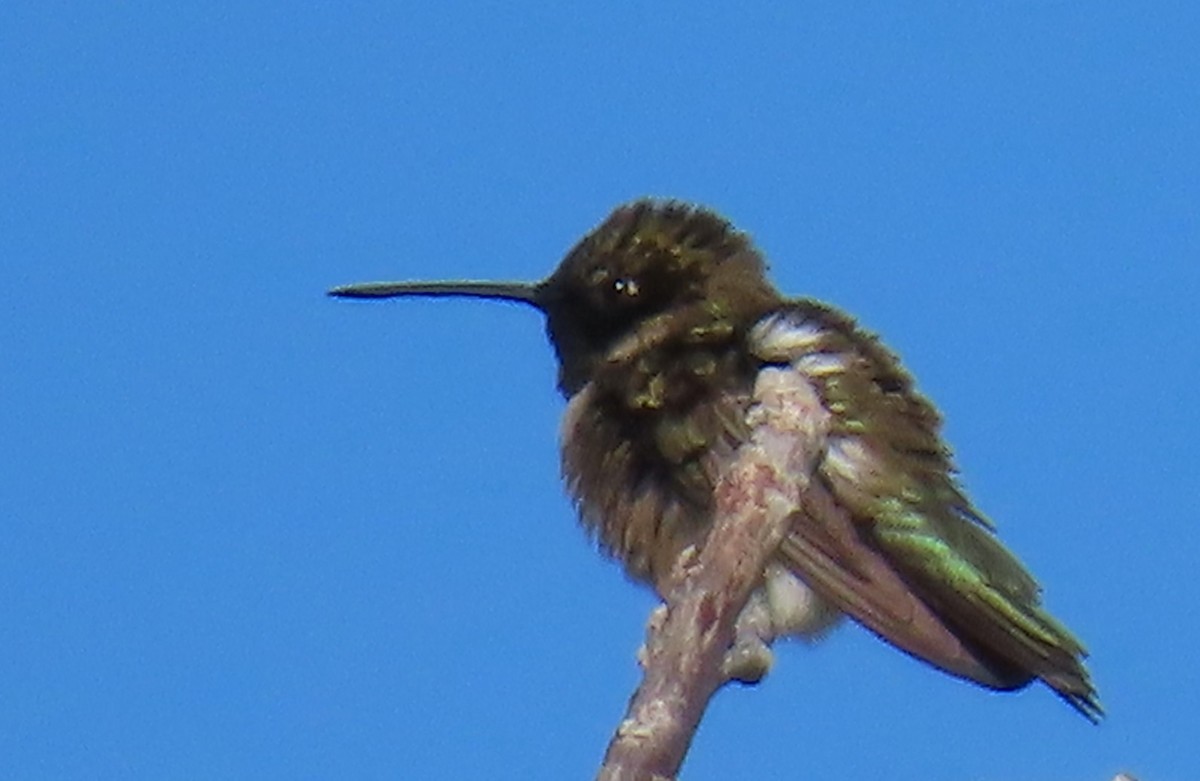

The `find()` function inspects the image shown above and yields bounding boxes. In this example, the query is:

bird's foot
[722,635,774,684]
[636,604,671,670]
[723,590,777,684]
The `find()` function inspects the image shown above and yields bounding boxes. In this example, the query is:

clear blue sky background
[3,4,1197,780]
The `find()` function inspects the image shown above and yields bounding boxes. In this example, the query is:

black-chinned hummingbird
[329,200,1100,720]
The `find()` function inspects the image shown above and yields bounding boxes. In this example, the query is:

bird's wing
[750,302,1101,720]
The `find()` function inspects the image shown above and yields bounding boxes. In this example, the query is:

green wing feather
[754,302,1101,720]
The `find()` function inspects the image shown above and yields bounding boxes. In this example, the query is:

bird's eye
[612,277,640,299]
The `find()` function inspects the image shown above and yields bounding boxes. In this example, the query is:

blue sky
[3,3,1197,779]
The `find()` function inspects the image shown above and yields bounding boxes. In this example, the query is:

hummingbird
[329,199,1101,721]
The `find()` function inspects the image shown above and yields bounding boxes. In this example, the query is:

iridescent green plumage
[752,301,1098,718]
[330,199,1101,720]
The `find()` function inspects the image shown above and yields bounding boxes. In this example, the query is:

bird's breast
[559,373,753,591]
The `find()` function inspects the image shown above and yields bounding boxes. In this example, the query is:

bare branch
[596,367,830,781]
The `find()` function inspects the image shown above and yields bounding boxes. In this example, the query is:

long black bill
[327,280,543,309]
